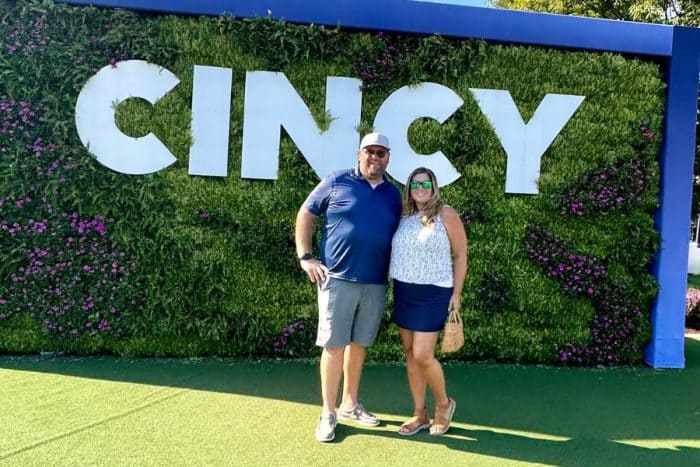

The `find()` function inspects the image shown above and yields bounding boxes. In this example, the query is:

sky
[412,0,492,7]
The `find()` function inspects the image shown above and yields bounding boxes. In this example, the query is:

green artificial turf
[689,274,700,289]
[1,339,699,466]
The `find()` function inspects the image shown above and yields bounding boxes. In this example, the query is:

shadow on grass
[1,339,699,465]
[334,423,700,466]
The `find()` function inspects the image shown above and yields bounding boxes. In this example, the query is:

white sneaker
[338,403,380,427]
[315,413,337,442]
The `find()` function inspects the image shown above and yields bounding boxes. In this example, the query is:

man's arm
[295,206,327,284]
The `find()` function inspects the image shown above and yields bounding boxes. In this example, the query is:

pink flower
[686,288,700,316]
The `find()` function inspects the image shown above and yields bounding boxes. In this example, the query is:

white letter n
[241,72,361,180]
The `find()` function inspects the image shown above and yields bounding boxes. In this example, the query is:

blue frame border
[60,0,673,55]
[58,0,700,368]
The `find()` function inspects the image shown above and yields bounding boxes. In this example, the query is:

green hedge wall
[0,0,664,364]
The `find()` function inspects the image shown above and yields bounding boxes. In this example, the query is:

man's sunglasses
[362,148,388,158]
[410,180,433,190]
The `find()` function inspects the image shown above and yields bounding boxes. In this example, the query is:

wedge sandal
[429,397,456,436]
[398,408,430,436]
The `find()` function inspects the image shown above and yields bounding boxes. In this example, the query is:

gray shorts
[316,277,387,348]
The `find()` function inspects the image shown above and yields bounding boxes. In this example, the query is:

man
[295,132,401,442]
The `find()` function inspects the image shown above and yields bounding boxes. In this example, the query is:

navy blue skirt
[392,279,452,332]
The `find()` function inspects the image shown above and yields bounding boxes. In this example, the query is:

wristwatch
[299,253,313,261]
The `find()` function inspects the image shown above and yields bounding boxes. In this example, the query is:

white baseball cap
[359,132,390,150]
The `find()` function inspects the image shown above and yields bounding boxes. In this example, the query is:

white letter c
[75,60,179,175]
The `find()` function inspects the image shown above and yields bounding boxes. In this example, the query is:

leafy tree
[491,0,700,25]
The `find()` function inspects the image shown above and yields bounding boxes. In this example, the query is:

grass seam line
[0,386,189,460]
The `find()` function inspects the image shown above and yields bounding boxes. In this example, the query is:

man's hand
[300,258,329,285]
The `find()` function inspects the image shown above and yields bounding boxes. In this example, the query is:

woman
[389,167,468,436]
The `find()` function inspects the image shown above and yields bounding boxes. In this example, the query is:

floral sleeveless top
[389,212,453,287]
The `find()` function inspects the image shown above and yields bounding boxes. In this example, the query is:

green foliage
[0,0,666,364]
[0,313,45,353]
[491,0,700,25]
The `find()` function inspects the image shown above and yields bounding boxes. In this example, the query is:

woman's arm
[442,205,468,313]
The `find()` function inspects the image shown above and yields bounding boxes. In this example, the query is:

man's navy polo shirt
[303,168,402,284]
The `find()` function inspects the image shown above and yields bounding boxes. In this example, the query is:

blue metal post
[645,27,700,368]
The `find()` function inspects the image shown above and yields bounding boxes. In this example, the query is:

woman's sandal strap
[430,397,456,435]
[399,416,430,435]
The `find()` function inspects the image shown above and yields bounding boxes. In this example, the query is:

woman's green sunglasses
[409,180,433,190]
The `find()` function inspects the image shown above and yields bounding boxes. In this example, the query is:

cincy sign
[75,60,585,194]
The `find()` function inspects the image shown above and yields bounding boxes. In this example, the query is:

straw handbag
[440,309,464,353]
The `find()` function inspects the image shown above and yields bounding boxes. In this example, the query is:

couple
[295,132,468,442]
